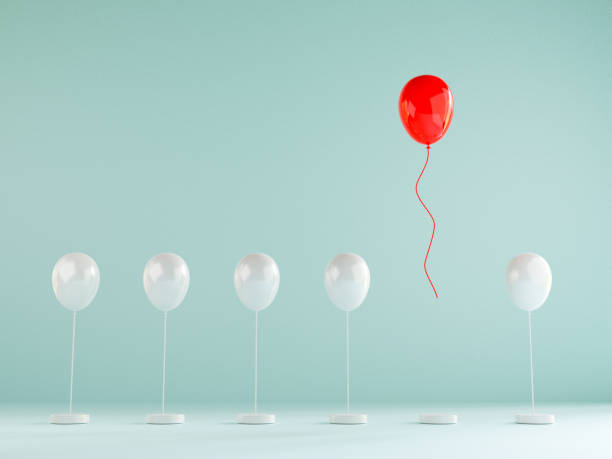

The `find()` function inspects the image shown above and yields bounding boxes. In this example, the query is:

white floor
[1,403,609,458]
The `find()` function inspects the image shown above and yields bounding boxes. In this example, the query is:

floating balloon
[398,75,454,298]
[506,253,552,312]
[234,253,280,311]
[52,253,100,312]
[398,75,454,146]
[143,253,190,312]
[325,253,370,313]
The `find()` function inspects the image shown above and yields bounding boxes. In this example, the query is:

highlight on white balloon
[143,253,190,312]
[234,253,280,312]
[506,253,552,312]
[324,253,371,312]
[51,253,100,312]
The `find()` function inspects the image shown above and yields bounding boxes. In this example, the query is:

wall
[0,0,610,404]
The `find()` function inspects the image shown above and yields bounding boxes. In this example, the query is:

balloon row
[52,251,552,314]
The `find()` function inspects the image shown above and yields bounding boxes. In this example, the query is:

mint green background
[0,0,610,406]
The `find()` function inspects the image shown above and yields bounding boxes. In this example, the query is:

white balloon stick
[345,311,350,414]
[162,311,167,415]
[236,306,275,424]
[528,312,535,414]
[254,311,258,414]
[69,311,76,415]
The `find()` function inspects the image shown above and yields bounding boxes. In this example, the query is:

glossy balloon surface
[324,253,370,312]
[143,253,190,312]
[399,75,454,145]
[506,253,552,312]
[52,253,100,311]
[234,253,280,311]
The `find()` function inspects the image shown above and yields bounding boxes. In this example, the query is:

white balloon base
[330,413,367,424]
[237,413,275,424]
[516,413,555,424]
[50,414,89,424]
[419,413,458,424]
[146,414,185,424]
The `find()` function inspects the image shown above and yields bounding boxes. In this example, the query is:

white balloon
[143,253,190,312]
[234,253,280,311]
[52,253,100,312]
[325,253,371,312]
[506,253,552,312]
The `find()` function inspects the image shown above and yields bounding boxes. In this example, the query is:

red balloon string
[415,145,438,298]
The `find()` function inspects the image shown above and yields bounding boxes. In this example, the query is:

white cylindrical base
[419,413,458,424]
[516,413,555,424]
[237,413,275,424]
[50,414,89,424]
[146,414,185,424]
[330,413,367,424]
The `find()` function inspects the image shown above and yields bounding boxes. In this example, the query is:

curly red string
[415,145,438,298]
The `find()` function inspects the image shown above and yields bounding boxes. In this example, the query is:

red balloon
[398,75,454,145]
